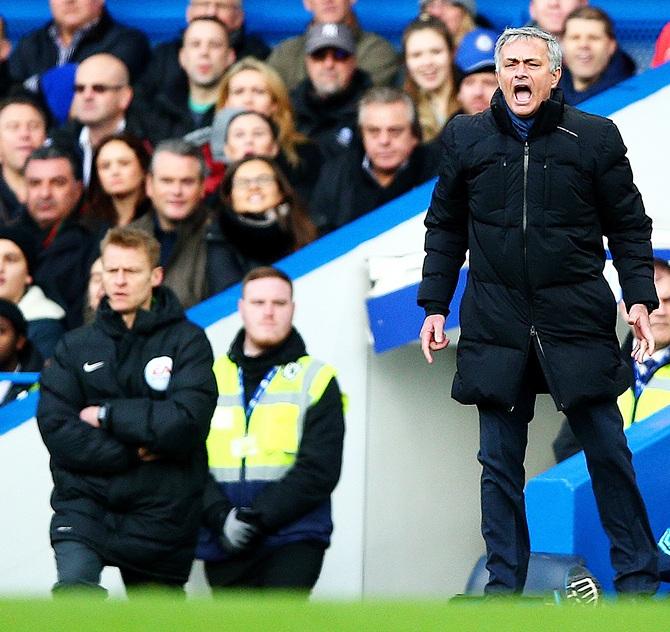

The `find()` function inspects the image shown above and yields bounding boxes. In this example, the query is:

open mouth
[514,84,532,105]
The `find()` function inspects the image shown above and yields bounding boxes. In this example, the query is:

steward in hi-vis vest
[197,267,345,593]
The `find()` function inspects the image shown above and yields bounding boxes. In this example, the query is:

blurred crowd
[0,0,668,395]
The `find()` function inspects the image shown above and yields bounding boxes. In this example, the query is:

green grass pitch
[2,595,670,632]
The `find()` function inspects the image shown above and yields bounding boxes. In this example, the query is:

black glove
[220,507,260,554]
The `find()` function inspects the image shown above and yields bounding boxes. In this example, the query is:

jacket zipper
[521,142,565,411]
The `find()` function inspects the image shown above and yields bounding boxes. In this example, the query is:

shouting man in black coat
[37,226,217,595]
[418,26,659,597]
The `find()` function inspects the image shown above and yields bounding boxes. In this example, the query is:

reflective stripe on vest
[207,354,336,483]
[618,363,670,428]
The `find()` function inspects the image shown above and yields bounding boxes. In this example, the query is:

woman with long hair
[83,132,151,233]
[403,17,460,142]
[216,57,318,170]
[207,156,317,293]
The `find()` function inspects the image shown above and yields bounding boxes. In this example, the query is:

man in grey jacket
[268,0,398,90]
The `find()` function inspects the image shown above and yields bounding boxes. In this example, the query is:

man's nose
[37,182,52,198]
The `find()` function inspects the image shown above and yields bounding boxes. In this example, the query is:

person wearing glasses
[206,156,317,294]
[50,53,145,186]
[8,0,150,90]
[137,0,270,103]
[291,23,372,160]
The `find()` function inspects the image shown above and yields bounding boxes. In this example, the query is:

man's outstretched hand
[420,314,450,363]
[626,303,655,363]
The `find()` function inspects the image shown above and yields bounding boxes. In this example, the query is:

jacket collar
[490,87,565,140]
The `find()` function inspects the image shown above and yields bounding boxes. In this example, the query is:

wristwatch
[97,404,109,425]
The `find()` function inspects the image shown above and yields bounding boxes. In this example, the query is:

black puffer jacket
[418,89,657,411]
[309,141,440,234]
[37,286,217,583]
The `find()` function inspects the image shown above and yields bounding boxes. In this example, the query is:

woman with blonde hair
[217,57,310,168]
[402,17,460,142]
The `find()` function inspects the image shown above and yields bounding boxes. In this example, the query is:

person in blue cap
[453,27,499,116]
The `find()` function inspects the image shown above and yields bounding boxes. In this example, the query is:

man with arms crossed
[37,226,217,595]
[418,26,659,597]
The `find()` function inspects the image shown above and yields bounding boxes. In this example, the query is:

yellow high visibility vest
[207,355,337,484]
[618,363,670,428]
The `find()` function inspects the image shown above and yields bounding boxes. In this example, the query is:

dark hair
[23,144,81,180]
[242,266,293,295]
[220,155,317,249]
[84,132,151,230]
[564,6,615,40]
[402,15,455,56]
[183,16,230,44]
[0,298,27,338]
[0,95,49,129]
[225,110,280,143]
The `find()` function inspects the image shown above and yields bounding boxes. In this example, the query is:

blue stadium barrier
[0,391,39,437]
[527,406,670,592]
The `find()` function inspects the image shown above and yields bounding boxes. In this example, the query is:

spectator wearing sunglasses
[268,0,398,91]
[290,23,372,160]
[50,53,148,186]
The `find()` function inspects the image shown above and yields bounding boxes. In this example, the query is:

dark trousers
[205,541,326,594]
[477,371,659,595]
[52,540,185,596]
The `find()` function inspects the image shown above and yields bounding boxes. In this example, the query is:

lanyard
[238,366,279,421]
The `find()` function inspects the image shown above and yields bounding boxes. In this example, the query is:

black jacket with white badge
[37,286,217,583]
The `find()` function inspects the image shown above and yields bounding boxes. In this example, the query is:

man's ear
[151,266,164,288]
[15,334,26,353]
